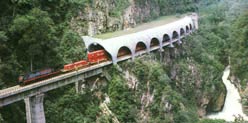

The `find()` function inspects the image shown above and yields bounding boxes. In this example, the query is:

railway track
[0,72,71,97]
[0,61,112,99]
[0,85,21,96]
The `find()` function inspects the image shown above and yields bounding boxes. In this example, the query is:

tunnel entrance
[172,31,179,41]
[162,34,170,45]
[135,42,147,53]
[150,38,160,48]
[186,26,190,34]
[190,24,193,30]
[117,46,132,58]
[180,28,185,36]
[88,43,105,52]
[88,43,111,60]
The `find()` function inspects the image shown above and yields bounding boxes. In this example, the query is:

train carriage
[88,50,108,64]
[18,50,109,85]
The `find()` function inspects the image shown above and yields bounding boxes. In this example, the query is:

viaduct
[0,13,198,123]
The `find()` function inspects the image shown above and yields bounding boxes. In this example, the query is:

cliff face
[168,43,226,117]
[70,0,160,36]
[115,43,226,120]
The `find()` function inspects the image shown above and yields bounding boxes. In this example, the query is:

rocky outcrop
[70,0,161,36]
[162,45,226,117]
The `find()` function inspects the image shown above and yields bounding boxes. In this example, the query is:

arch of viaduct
[82,14,198,64]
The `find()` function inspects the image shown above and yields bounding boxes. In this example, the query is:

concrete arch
[117,46,132,58]
[135,42,147,53]
[172,31,179,41]
[186,26,190,34]
[130,36,149,52]
[162,33,170,46]
[88,43,112,60]
[180,28,185,36]
[88,43,104,52]
[149,37,160,49]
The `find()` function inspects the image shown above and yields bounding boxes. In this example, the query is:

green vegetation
[0,1,88,88]
[109,0,130,17]
[45,86,101,123]
[229,10,248,88]
[0,0,248,123]
[199,119,226,123]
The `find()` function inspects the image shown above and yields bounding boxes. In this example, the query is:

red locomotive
[18,50,108,85]
[18,68,61,85]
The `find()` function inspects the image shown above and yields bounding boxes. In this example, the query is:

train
[18,50,108,85]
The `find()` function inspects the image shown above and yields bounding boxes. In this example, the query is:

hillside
[1,0,248,123]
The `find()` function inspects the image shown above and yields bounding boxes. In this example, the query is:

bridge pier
[101,70,111,82]
[75,79,85,93]
[169,42,175,48]
[24,94,45,123]
[159,49,164,63]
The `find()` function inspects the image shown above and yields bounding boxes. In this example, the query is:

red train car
[63,60,88,72]
[88,50,108,64]
[18,50,109,86]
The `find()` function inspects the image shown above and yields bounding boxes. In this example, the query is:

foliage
[229,10,248,87]
[58,29,86,64]
[0,114,3,122]
[10,8,59,71]
[174,110,199,123]
[0,0,247,122]
[107,67,138,122]
[45,87,101,123]
[0,31,8,42]
[109,0,130,17]
[157,0,199,15]
[121,59,201,122]
[198,119,226,123]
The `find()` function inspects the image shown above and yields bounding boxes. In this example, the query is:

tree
[0,114,3,122]
[10,8,59,71]
[58,29,86,64]
[108,70,138,123]
[229,10,248,87]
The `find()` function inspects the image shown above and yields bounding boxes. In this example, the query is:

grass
[94,13,188,39]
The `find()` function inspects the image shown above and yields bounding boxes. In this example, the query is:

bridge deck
[0,61,112,99]
[0,28,189,107]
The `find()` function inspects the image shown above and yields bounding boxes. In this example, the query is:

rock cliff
[70,0,161,36]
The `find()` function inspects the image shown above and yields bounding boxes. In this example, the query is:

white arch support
[82,14,198,64]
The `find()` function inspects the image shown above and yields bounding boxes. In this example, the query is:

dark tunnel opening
[135,42,147,53]
[172,31,179,40]
[163,34,170,45]
[180,28,185,36]
[88,43,112,60]
[150,38,160,48]
[117,46,132,58]
[186,26,190,33]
